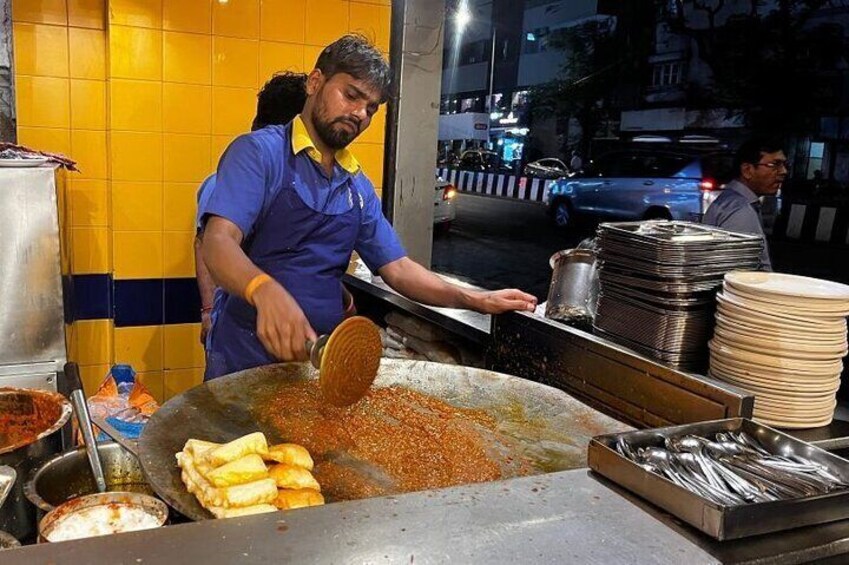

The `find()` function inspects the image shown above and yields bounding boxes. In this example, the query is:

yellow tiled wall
[14,0,391,400]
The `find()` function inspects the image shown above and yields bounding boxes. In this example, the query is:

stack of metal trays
[594,220,763,371]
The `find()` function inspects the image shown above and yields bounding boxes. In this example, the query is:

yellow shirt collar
[291,115,360,174]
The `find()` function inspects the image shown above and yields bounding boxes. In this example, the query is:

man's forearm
[378,257,474,309]
[194,236,217,308]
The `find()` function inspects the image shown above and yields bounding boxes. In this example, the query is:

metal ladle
[64,362,107,493]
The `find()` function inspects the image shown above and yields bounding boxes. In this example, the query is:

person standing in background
[195,73,308,345]
[702,136,788,271]
[569,150,583,173]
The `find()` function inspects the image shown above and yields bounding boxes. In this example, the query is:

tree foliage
[531,0,849,144]
[667,0,849,135]
[529,3,657,153]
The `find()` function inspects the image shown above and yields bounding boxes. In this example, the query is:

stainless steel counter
[343,271,492,344]
[8,469,849,564]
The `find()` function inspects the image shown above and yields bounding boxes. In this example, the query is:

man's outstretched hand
[469,288,537,314]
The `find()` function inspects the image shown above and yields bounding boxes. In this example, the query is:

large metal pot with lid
[0,388,72,542]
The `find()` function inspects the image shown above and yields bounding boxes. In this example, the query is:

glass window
[808,141,826,179]
[460,39,488,65]
[523,27,549,54]
[652,61,684,87]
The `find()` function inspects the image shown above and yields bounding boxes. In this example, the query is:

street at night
[433,192,849,301]
[432,193,583,299]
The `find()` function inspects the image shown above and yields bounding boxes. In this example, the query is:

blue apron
[205,161,361,381]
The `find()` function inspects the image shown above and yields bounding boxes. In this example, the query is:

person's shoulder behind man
[703,186,763,237]
[196,173,217,232]
[241,123,291,154]
[703,186,751,225]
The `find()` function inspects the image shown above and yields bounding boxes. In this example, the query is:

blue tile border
[164,278,202,324]
[63,274,113,324]
[65,274,201,326]
[114,279,164,327]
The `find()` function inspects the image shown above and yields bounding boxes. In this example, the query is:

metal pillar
[383,0,446,267]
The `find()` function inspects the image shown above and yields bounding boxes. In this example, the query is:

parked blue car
[546,149,734,228]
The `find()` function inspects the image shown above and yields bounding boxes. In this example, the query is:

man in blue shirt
[195,72,308,345]
[200,35,537,380]
[703,137,787,271]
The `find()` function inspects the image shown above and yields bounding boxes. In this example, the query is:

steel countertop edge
[343,271,493,343]
[8,468,849,564]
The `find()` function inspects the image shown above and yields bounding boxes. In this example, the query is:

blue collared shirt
[702,179,772,271]
[203,121,406,273]
[196,173,216,232]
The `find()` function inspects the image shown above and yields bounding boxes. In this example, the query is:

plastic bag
[86,364,160,441]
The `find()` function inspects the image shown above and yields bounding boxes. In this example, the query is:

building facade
[439,0,606,164]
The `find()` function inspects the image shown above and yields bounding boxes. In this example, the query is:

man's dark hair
[734,136,785,174]
[252,72,307,131]
[314,34,391,102]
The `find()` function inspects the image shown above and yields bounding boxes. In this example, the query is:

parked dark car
[524,158,569,179]
[458,149,501,172]
[546,149,734,229]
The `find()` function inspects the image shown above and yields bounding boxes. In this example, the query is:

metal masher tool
[306,316,383,407]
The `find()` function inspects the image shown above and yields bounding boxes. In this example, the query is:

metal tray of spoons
[588,418,849,540]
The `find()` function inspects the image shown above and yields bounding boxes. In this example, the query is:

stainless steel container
[38,491,168,543]
[0,388,72,542]
[589,418,849,540]
[0,167,68,391]
[25,442,153,521]
[545,249,598,324]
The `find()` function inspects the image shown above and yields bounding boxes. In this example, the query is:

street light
[455,2,472,29]
[452,2,497,121]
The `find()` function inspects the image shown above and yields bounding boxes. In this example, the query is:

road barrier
[436,167,555,204]
[773,202,849,246]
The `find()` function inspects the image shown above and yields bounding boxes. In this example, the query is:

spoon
[667,436,728,491]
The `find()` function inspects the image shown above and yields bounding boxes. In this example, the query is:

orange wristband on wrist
[244,273,272,305]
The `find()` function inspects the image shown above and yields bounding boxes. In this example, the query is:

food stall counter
[9,468,849,564]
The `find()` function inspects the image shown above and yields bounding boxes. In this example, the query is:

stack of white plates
[709,271,849,429]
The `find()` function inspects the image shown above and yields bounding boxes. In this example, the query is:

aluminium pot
[545,248,599,325]
[38,491,167,543]
[25,441,153,522]
[0,388,72,542]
